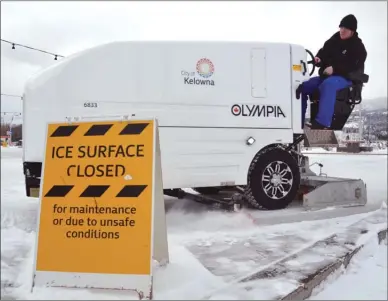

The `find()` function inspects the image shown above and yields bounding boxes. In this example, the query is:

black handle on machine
[300,60,307,76]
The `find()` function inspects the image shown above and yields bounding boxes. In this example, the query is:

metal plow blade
[297,155,367,210]
[303,128,339,147]
[300,175,367,210]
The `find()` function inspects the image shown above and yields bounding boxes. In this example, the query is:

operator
[297,14,367,129]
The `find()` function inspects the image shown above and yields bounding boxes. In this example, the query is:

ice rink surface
[1,146,387,300]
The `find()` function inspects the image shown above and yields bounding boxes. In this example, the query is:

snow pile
[309,233,387,300]
[9,243,224,300]
[153,245,225,300]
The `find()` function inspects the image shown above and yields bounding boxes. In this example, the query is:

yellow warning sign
[35,120,156,276]
[292,64,302,72]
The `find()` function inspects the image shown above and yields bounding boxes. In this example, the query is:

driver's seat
[308,69,369,131]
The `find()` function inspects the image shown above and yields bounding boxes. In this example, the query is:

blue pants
[300,76,352,127]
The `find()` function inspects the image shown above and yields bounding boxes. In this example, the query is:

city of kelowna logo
[181,58,215,86]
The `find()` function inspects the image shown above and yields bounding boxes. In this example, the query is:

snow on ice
[1,146,387,300]
[309,235,387,300]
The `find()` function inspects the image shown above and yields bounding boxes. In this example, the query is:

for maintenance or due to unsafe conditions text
[52,204,137,239]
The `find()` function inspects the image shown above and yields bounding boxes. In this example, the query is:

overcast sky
[1,1,387,123]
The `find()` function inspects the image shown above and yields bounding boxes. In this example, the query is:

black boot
[296,84,302,100]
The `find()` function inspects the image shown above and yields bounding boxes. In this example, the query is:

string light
[1,94,23,116]
[1,41,63,103]
[1,112,22,116]
[1,40,55,131]
[1,41,64,118]
[1,39,65,60]
[1,93,23,99]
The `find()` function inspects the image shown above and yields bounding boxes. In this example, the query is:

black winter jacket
[315,31,367,79]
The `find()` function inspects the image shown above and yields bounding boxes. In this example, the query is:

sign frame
[31,116,168,299]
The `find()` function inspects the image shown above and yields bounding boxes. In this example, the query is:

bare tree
[1,123,11,136]
[0,123,22,141]
[12,124,22,141]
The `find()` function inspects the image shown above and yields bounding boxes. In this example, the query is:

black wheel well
[248,142,302,183]
[248,143,281,169]
[247,144,278,182]
[257,143,282,154]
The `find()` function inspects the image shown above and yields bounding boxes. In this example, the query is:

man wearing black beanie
[298,14,367,129]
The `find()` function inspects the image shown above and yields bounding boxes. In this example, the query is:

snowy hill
[362,97,387,111]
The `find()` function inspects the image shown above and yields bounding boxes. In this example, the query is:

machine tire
[193,187,221,195]
[245,147,300,210]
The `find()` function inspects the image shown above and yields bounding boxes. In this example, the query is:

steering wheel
[305,49,316,76]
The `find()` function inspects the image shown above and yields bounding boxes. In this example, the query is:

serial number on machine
[83,102,98,108]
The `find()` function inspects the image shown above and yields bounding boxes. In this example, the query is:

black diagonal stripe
[45,185,74,197]
[84,124,114,136]
[119,123,149,135]
[79,185,110,197]
[50,125,79,137]
[116,185,147,197]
